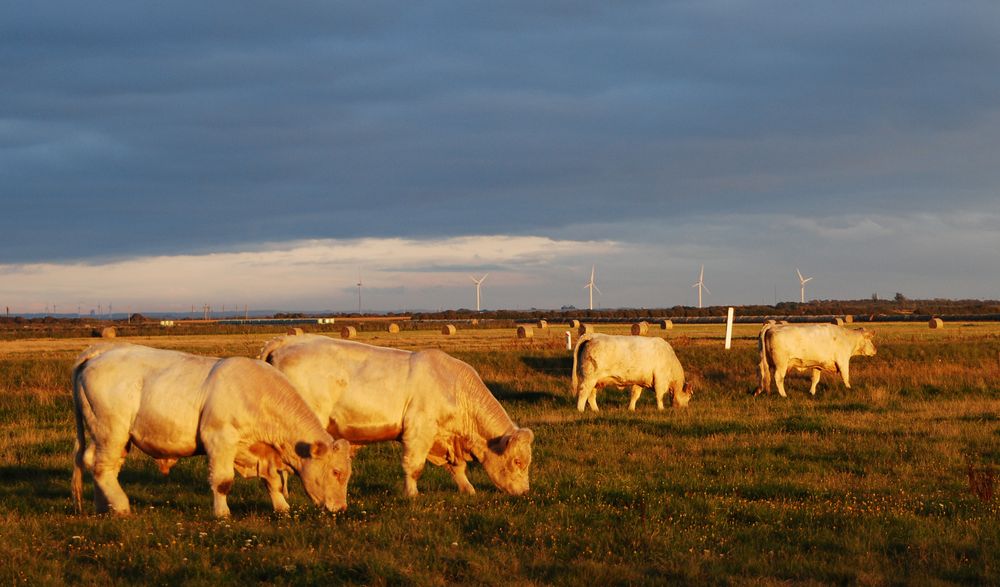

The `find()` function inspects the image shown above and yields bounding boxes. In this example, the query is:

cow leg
[773,360,788,398]
[447,461,476,495]
[91,444,130,515]
[628,385,644,411]
[261,470,291,514]
[839,360,851,389]
[808,369,822,396]
[401,423,435,497]
[576,376,599,412]
[654,380,670,410]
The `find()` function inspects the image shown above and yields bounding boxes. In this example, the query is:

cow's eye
[512,458,523,468]
[332,469,342,479]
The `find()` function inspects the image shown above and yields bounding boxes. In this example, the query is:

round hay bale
[537,319,548,329]
[631,321,649,336]
[660,319,673,330]
[341,326,357,339]
[387,323,400,334]
[100,326,117,338]
[442,324,457,336]
[578,324,594,336]
[517,325,534,339]
[929,317,945,329]
[832,318,845,326]
[287,327,304,336]
[568,319,580,328]
[844,315,854,324]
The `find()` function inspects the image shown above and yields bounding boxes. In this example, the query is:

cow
[755,323,876,397]
[259,335,534,498]
[572,333,691,412]
[71,343,353,517]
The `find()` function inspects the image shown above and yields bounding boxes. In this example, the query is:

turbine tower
[583,265,601,310]
[470,274,489,312]
[356,269,363,315]
[796,268,813,303]
[691,264,710,309]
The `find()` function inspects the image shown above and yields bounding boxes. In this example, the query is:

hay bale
[660,319,673,330]
[631,321,649,336]
[844,315,854,324]
[442,324,457,336]
[341,326,357,339]
[832,318,845,326]
[537,319,548,329]
[98,326,117,338]
[517,325,534,339]
[578,324,594,336]
[929,317,945,329]
[387,323,400,334]
[470,318,479,326]
[287,327,304,336]
[567,319,580,328]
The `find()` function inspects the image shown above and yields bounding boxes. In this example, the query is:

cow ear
[512,428,534,447]
[863,329,875,338]
[310,440,329,458]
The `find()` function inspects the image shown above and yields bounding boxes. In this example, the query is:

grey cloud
[1,0,998,309]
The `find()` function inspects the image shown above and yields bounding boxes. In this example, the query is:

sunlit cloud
[0,235,620,313]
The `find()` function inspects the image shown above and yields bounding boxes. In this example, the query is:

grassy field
[1,323,998,585]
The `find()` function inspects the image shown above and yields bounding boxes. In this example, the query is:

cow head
[855,329,877,357]
[482,428,534,495]
[296,438,353,512]
[672,381,694,408]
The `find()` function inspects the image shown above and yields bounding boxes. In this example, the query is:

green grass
[1,324,998,584]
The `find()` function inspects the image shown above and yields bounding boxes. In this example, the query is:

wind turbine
[356,269,363,314]
[691,264,710,309]
[796,268,813,303]
[583,265,601,310]
[470,274,488,312]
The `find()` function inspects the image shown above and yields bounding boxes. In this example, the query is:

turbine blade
[692,282,700,288]
[703,285,711,296]
[481,273,488,282]
[699,264,704,281]
[796,268,804,281]
[594,285,602,295]
[803,277,813,284]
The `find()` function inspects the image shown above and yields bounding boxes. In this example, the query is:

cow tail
[756,324,773,396]
[71,351,96,514]
[571,334,592,396]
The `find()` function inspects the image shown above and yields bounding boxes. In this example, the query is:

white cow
[260,335,533,497]
[71,343,353,517]
[572,333,691,412]
[756,323,876,397]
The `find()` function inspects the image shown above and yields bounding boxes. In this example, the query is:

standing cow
[72,343,353,517]
[572,333,691,412]
[755,323,876,397]
[260,335,533,497]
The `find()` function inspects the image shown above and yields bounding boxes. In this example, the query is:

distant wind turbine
[691,264,711,309]
[583,265,602,310]
[796,268,813,303]
[470,274,489,312]
[356,269,363,314]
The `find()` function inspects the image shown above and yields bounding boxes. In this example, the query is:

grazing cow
[260,335,533,497]
[71,343,353,517]
[755,323,876,397]
[572,333,691,412]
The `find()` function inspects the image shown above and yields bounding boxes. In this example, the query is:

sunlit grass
[0,323,998,584]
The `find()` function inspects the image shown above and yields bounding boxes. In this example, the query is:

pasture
[1,323,998,585]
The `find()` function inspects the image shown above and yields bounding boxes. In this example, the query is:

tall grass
[0,324,997,584]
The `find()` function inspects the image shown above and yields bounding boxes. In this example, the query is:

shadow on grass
[485,381,563,405]
[520,355,572,376]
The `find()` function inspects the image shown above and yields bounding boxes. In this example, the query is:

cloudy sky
[3,1,999,313]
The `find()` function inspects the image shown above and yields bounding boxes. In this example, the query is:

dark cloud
[2,1,999,270]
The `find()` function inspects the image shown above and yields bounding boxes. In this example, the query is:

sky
[3,1,1000,313]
